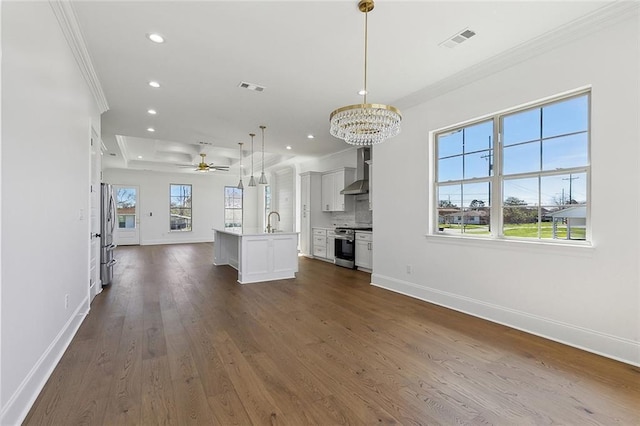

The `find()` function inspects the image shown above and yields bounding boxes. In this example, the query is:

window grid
[224,186,243,231]
[435,90,590,242]
[264,185,271,230]
[170,184,192,232]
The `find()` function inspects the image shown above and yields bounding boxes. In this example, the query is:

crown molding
[395,1,640,110]
[49,0,109,113]
[115,135,130,167]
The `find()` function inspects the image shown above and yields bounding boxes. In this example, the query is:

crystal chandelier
[329,0,401,146]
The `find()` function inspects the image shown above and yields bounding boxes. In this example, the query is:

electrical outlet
[406,265,412,274]
[65,294,69,309]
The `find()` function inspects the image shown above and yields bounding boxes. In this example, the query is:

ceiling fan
[183,153,230,172]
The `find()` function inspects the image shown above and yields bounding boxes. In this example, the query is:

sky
[437,93,589,208]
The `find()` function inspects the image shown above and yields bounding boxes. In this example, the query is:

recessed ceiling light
[286,145,292,150]
[147,109,157,115]
[137,155,143,159]
[307,134,315,139]
[148,81,160,88]
[147,127,155,132]
[147,33,165,43]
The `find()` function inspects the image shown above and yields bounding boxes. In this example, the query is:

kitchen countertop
[214,228,298,237]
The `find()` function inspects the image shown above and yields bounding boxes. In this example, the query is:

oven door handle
[335,235,354,241]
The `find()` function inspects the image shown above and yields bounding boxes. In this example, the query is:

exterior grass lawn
[441,223,583,239]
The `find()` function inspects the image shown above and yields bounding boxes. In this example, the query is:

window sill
[425,232,594,256]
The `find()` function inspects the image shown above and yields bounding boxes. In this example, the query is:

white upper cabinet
[321,168,355,212]
[321,173,334,212]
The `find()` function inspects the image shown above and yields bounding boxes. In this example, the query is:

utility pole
[562,174,579,204]
[480,137,493,232]
[480,136,493,232]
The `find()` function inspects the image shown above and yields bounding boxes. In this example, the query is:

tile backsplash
[331,194,372,227]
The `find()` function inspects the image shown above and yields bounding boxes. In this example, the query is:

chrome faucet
[266,211,280,233]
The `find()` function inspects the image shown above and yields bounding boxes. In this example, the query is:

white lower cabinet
[313,228,336,262]
[313,230,327,258]
[355,231,373,270]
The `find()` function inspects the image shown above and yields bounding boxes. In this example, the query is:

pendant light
[248,133,257,187]
[258,125,268,184]
[329,0,401,145]
[237,142,244,190]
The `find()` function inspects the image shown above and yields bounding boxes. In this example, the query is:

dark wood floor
[25,243,639,425]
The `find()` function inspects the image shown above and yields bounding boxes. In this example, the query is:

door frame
[89,130,102,302]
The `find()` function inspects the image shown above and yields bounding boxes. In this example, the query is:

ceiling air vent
[238,81,265,92]
[439,28,476,48]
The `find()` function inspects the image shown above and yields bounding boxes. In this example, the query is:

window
[264,185,271,226]
[435,91,590,242]
[116,187,137,229]
[224,186,243,231]
[170,184,192,231]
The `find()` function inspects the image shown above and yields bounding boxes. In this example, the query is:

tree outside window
[170,184,192,232]
[116,188,137,229]
[225,186,243,231]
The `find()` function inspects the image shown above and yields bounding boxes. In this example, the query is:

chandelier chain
[363,8,368,104]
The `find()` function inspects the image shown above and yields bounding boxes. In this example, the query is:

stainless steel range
[334,226,372,268]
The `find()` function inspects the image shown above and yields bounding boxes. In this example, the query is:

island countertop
[213,228,299,284]
[213,227,299,237]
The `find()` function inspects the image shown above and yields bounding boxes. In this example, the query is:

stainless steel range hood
[340,147,370,195]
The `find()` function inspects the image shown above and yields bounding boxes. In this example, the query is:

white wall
[272,167,295,232]
[372,12,640,365]
[242,179,261,230]
[1,2,100,423]
[298,147,356,174]
[103,168,248,244]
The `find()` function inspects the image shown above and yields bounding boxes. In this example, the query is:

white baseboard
[0,296,89,426]
[142,238,213,246]
[371,273,640,367]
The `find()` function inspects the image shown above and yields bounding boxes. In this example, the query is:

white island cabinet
[213,228,299,284]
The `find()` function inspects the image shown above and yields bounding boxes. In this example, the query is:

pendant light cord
[250,134,254,177]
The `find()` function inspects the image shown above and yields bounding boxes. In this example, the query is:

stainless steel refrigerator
[100,183,117,285]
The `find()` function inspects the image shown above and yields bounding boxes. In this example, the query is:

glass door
[114,185,140,245]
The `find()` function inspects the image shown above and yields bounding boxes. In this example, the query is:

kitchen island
[213,228,299,284]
